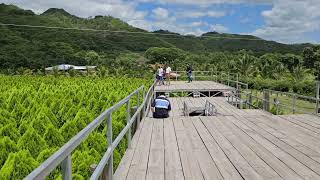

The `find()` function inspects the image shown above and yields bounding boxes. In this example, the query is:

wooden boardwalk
[155,81,234,92]
[114,84,320,180]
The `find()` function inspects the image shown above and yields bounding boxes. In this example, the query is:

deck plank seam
[239,116,320,177]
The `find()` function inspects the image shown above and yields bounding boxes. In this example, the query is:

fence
[227,89,320,116]
[25,81,156,180]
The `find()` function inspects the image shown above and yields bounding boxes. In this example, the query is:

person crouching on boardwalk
[165,65,172,86]
[151,95,171,118]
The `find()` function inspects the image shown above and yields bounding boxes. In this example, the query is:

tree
[280,54,303,74]
[303,47,316,68]
[145,47,186,64]
[235,52,257,77]
[258,53,285,79]
[85,51,101,65]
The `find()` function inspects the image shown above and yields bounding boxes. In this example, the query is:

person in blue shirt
[151,95,171,118]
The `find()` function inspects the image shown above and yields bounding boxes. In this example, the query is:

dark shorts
[153,108,169,118]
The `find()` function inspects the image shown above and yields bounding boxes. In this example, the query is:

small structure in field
[45,64,97,72]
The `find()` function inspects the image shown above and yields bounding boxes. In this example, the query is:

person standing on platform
[156,66,164,86]
[165,65,172,86]
[186,64,193,83]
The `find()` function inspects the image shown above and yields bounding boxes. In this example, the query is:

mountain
[0,3,315,69]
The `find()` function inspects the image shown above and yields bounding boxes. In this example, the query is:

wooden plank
[192,118,243,180]
[164,118,184,180]
[238,116,320,177]
[210,116,282,180]
[200,116,264,180]
[253,115,320,152]
[154,81,234,92]
[126,118,154,180]
[173,118,204,180]
[182,118,224,180]
[222,116,302,179]
[280,115,320,134]
[114,117,147,180]
[146,119,165,180]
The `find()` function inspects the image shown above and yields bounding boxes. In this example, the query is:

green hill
[0,3,315,69]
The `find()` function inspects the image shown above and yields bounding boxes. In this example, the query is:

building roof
[45,64,97,71]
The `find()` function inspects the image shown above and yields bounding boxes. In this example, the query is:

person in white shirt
[157,66,164,85]
[165,65,172,85]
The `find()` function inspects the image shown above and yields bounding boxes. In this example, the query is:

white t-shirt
[158,68,164,76]
[166,67,171,74]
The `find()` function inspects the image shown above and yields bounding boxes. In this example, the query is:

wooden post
[263,90,270,112]
[61,155,72,180]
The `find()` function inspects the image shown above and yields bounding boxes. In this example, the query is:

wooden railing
[25,81,156,180]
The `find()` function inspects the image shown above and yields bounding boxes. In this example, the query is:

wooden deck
[154,81,234,92]
[114,93,320,179]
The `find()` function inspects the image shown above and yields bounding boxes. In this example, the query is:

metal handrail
[25,81,156,180]
[227,90,320,116]
[205,100,217,116]
[91,81,156,180]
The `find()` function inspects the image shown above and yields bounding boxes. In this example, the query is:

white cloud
[2,0,147,20]
[177,10,226,19]
[152,7,169,20]
[251,0,320,43]
[211,24,228,32]
[137,0,273,5]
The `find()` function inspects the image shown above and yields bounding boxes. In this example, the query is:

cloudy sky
[2,0,320,44]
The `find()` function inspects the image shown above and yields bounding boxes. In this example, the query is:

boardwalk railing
[25,81,156,180]
[227,89,320,116]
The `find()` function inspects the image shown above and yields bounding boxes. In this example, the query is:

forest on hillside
[1,3,320,96]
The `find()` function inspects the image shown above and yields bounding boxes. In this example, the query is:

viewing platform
[155,81,235,94]
[114,95,320,180]
[114,82,320,180]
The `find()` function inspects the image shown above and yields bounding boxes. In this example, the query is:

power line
[0,23,267,41]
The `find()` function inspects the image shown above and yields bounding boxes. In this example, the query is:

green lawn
[243,90,317,115]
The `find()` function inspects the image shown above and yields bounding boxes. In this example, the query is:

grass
[243,90,317,115]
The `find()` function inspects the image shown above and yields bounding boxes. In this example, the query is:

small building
[45,64,97,72]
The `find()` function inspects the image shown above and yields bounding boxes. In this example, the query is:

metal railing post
[136,91,140,127]
[275,93,279,115]
[126,101,132,148]
[142,90,147,117]
[292,95,296,114]
[316,99,320,114]
[106,113,113,180]
[61,155,72,180]
[248,93,252,109]
[316,81,320,114]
